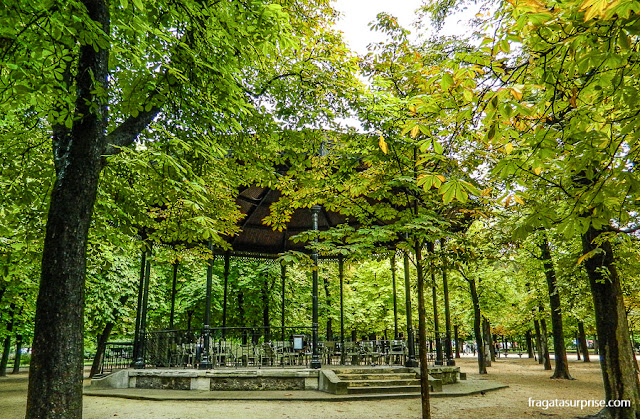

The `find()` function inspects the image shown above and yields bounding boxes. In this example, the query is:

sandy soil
[1,356,606,418]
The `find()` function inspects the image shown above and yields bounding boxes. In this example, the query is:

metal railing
[101,341,134,374]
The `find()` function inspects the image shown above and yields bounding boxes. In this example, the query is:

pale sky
[332,0,477,55]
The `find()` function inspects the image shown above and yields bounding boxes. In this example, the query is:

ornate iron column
[403,249,418,367]
[199,242,214,370]
[310,204,322,369]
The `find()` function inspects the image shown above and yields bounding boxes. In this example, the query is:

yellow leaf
[514,195,525,205]
[510,88,523,101]
[436,175,446,182]
[577,249,597,265]
[410,125,420,139]
[533,167,542,175]
[505,142,514,154]
[379,135,388,154]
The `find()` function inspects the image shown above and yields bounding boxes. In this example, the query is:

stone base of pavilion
[87,365,507,400]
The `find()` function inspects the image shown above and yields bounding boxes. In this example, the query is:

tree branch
[104,106,162,156]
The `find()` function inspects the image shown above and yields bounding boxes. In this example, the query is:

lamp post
[310,204,322,369]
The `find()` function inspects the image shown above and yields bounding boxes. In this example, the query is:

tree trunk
[323,275,333,341]
[454,325,460,359]
[483,317,493,366]
[0,303,16,376]
[576,331,581,360]
[90,323,114,378]
[539,235,572,379]
[414,242,431,419]
[25,0,159,415]
[578,321,590,362]
[526,330,534,358]
[468,276,486,374]
[169,262,179,329]
[12,334,22,374]
[25,2,106,417]
[534,319,543,364]
[582,226,640,417]
[539,315,552,370]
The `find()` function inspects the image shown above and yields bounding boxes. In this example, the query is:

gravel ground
[1,355,606,418]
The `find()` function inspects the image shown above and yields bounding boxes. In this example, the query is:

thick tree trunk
[468,277,486,374]
[26,145,103,417]
[526,330,534,358]
[414,242,431,419]
[578,321,590,362]
[12,334,22,374]
[0,303,16,376]
[539,235,572,379]
[582,226,640,417]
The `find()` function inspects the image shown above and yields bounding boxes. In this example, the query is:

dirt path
[1,356,605,418]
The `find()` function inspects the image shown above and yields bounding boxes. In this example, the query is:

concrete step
[346,385,422,395]
[332,368,412,375]
[337,373,417,381]
[344,379,420,388]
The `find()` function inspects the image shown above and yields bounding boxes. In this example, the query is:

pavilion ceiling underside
[226,186,350,255]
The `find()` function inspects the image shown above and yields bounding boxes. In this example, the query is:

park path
[1,356,604,418]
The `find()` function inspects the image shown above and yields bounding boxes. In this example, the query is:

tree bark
[467,275,486,374]
[454,324,460,359]
[578,321,590,362]
[414,242,431,419]
[12,334,22,374]
[534,319,543,364]
[0,303,16,376]
[582,226,640,417]
[89,323,114,378]
[26,1,159,415]
[323,275,333,341]
[483,317,493,365]
[538,235,572,379]
[539,315,552,370]
[526,330,534,358]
